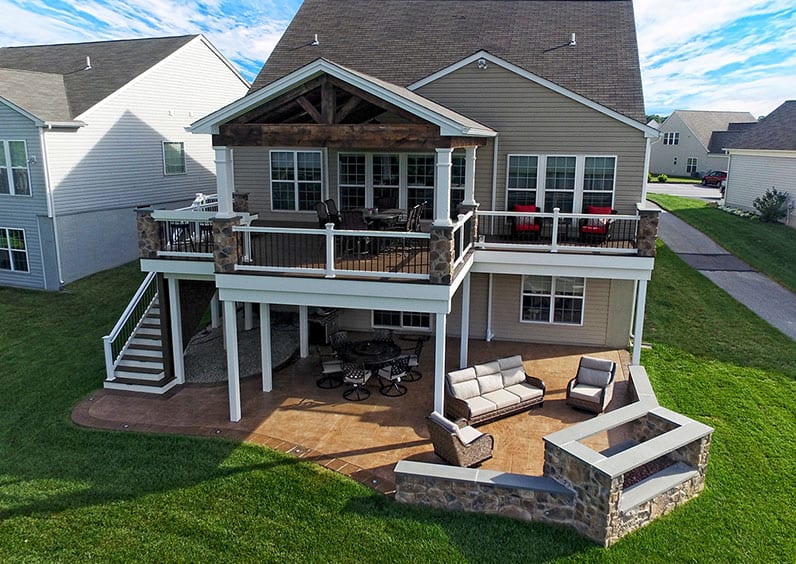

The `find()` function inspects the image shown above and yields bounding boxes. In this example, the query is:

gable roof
[250,0,647,123]
[667,110,757,151]
[724,101,796,152]
[0,35,196,119]
[193,58,496,138]
[0,68,71,122]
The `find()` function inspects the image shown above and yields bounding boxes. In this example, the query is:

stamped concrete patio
[73,337,632,494]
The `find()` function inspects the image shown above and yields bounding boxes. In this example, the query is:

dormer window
[663,132,679,145]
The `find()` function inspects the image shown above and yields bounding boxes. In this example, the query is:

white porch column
[260,303,272,392]
[223,300,241,422]
[167,277,185,385]
[459,274,471,368]
[485,273,495,341]
[463,146,478,206]
[210,291,220,328]
[244,302,254,331]
[214,146,235,217]
[433,148,453,227]
[299,305,309,359]
[434,313,447,414]
[632,280,649,365]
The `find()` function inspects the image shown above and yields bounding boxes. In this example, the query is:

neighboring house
[649,110,756,177]
[109,0,660,424]
[0,35,249,290]
[723,100,796,228]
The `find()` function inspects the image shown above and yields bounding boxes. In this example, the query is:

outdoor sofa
[444,355,545,425]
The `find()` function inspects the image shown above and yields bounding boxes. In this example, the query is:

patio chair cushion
[577,356,615,388]
[587,205,614,215]
[505,382,545,403]
[482,389,522,409]
[455,424,485,446]
[447,367,480,400]
[513,204,541,232]
[569,383,604,403]
[464,396,499,417]
[498,355,527,387]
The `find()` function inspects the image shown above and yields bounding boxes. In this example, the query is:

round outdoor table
[339,340,401,370]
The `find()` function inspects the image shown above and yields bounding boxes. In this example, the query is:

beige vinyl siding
[416,64,646,214]
[726,153,796,223]
[446,273,489,338]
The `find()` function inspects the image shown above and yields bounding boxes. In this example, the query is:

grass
[649,175,699,184]
[648,193,796,293]
[0,247,794,562]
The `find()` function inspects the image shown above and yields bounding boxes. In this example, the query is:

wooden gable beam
[231,76,325,124]
[321,79,336,124]
[326,76,427,124]
[296,96,322,123]
[334,95,362,123]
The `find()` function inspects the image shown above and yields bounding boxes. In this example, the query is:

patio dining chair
[324,198,342,226]
[342,362,372,401]
[377,355,410,397]
[401,337,426,382]
[329,330,350,351]
[372,328,394,343]
[316,346,344,389]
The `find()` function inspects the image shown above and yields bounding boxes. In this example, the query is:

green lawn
[648,193,796,292]
[649,175,700,184]
[0,249,794,562]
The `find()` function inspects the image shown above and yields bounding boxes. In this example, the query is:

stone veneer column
[232,192,249,213]
[636,205,661,257]
[213,216,241,273]
[428,225,455,285]
[136,208,160,258]
[457,202,479,245]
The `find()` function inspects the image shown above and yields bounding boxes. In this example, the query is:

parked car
[702,170,727,186]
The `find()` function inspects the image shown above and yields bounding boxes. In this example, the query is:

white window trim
[663,132,679,145]
[519,275,586,326]
[686,157,698,174]
[0,140,32,197]
[582,155,618,210]
[162,141,187,176]
[269,149,324,213]
[372,309,432,332]
[338,152,368,209]
[505,153,540,208]
[0,226,30,273]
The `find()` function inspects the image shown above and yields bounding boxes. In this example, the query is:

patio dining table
[363,208,404,231]
[338,339,402,370]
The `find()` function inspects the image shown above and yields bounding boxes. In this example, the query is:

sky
[0,0,794,118]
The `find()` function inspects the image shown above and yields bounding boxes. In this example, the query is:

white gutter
[641,136,651,202]
[38,127,65,288]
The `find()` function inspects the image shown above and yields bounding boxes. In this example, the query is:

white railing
[102,271,158,380]
[151,210,217,258]
[476,208,640,254]
[452,211,475,268]
[235,223,432,280]
[176,192,219,212]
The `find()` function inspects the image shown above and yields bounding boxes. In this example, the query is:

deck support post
[167,277,185,385]
[244,302,254,331]
[299,305,309,358]
[463,146,477,206]
[214,147,235,218]
[434,313,447,414]
[632,280,648,365]
[260,303,272,392]
[460,274,471,368]
[211,291,220,328]
[433,148,453,227]
[223,299,241,422]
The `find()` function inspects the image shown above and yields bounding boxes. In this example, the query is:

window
[521,275,585,324]
[407,155,435,219]
[0,228,29,272]
[663,132,679,145]
[0,140,31,195]
[162,142,186,175]
[506,155,538,208]
[686,158,698,174]
[449,154,466,214]
[582,156,615,209]
[339,154,366,209]
[373,310,431,330]
[373,154,400,209]
[271,150,322,211]
[544,156,576,212]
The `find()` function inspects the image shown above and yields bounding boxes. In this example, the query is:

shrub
[657,174,668,183]
[648,172,655,183]
[753,188,789,223]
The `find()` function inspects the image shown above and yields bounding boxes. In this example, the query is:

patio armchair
[377,355,410,397]
[565,356,617,413]
[509,204,541,241]
[425,412,494,467]
[579,205,617,244]
[342,362,372,401]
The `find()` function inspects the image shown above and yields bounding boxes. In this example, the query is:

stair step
[123,350,163,361]
[104,375,178,395]
[129,338,162,349]
[117,359,164,372]
[140,322,161,330]
[114,368,165,381]
[136,327,162,338]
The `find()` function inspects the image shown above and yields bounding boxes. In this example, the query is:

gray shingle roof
[671,110,757,150]
[251,0,647,122]
[723,101,796,151]
[0,35,196,119]
[0,68,71,122]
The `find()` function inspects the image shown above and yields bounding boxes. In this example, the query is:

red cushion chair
[512,204,541,237]
[580,205,615,242]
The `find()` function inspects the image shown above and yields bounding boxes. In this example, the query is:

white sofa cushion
[477,373,504,394]
[482,389,521,409]
[506,382,544,402]
[569,383,603,402]
[465,396,498,417]
[448,367,480,400]
[577,357,615,388]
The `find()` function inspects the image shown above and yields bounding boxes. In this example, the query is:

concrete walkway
[650,201,796,340]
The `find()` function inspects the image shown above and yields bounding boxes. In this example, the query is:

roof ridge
[0,34,198,51]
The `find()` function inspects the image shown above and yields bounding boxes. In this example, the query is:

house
[109,0,661,424]
[723,100,796,228]
[649,110,757,178]
[0,35,249,290]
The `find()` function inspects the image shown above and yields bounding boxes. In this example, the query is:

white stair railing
[102,272,158,380]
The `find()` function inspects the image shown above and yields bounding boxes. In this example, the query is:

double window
[162,141,186,175]
[0,228,29,272]
[507,155,615,213]
[271,150,323,211]
[373,310,431,331]
[663,132,679,145]
[0,140,31,196]
[521,275,585,325]
[686,158,698,174]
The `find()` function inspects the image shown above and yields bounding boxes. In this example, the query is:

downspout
[490,135,499,211]
[38,126,65,288]
[641,136,652,203]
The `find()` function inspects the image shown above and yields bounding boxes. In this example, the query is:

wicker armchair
[565,356,617,413]
[425,412,494,467]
